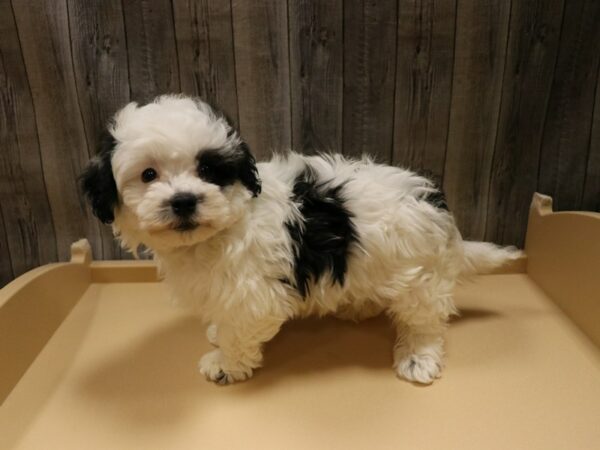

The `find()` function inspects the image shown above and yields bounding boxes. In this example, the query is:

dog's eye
[141,168,158,183]
[198,164,210,175]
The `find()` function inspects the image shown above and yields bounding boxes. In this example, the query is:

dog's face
[82,96,261,252]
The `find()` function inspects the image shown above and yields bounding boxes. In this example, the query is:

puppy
[82,95,520,385]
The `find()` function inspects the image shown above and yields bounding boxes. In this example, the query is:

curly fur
[82,95,522,385]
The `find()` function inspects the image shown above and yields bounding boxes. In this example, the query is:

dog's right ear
[81,130,119,224]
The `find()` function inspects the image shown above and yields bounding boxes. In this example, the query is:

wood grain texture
[392,0,456,181]
[173,0,239,124]
[0,1,58,276]
[232,0,291,159]
[343,0,397,161]
[538,0,600,211]
[485,0,565,247]
[67,0,131,259]
[122,0,181,102]
[12,0,101,261]
[582,66,600,212]
[0,207,13,286]
[289,0,343,154]
[3,1,600,287]
[443,0,511,240]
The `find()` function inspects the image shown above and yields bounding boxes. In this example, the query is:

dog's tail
[460,241,523,275]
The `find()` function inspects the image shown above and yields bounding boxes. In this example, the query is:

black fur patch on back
[285,167,358,297]
[425,189,449,211]
[417,170,449,211]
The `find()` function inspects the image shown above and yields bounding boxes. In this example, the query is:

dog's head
[81,95,261,252]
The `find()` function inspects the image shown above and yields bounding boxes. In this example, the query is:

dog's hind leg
[198,315,285,384]
[388,283,456,384]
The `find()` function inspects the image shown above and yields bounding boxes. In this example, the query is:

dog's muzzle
[170,192,200,231]
[171,192,198,217]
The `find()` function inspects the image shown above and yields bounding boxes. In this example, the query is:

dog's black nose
[170,193,198,217]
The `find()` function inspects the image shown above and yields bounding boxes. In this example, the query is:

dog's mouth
[173,221,199,232]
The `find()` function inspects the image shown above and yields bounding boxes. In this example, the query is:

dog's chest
[157,235,293,316]
[160,248,231,302]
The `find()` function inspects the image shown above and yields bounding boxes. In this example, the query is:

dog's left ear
[81,130,119,224]
[202,98,262,197]
[236,140,262,197]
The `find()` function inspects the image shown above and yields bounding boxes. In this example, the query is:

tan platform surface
[1,193,599,449]
[1,274,599,450]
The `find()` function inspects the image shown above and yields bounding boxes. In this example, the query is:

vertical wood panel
[122,0,181,102]
[343,0,397,161]
[443,0,511,240]
[289,0,343,154]
[485,0,565,247]
[0,208,13,286]
[582,67,600,212]
[0,0,58,277]
[173,0,239,124]
[2,0,600,284]
[67,0,131,259]
[12,0,102,260]
[538,0,600,211]
[392,0,456,180]
[232,0,291,159]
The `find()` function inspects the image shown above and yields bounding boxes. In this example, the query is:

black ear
[197,98,262,197]
[81,130,119,224]
[236,141,261,197]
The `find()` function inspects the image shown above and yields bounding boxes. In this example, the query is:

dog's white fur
[102,95,520,385]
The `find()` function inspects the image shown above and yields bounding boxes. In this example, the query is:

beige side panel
[526,193,600,348]
[0,241,92,403]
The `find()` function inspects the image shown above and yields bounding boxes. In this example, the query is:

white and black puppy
[82,95,520,385]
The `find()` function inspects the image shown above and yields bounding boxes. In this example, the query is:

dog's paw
[198,349,252,385]
[395,353,442,384]
[206,323,218,346]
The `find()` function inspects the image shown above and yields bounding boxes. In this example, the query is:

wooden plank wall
[1,0,599,285]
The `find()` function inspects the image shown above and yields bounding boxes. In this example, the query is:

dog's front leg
[198,315,284,384]
[206,323,218,346]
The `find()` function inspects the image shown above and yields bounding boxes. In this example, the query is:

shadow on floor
[78,307,499,426]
